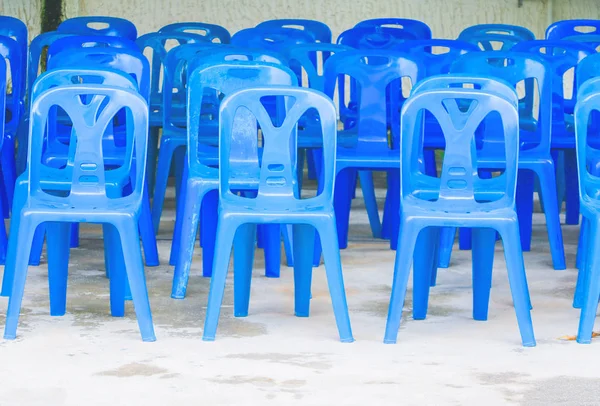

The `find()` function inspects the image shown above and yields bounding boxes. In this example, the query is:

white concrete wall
[60,0,549,39]
[0,0,42,40]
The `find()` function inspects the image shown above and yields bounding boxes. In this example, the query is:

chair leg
[437,227,456,269]
[387,169,401,251]
[384,218,420,344]
[359,170,381,239]
[307,148,317,180]
[1,137,16,210]
[139,180,159,267]
[0,190,8,264]
[104,223,126,316]
[170,160,190,266]
[459,228,472,250]
[316,217,354,343]
[564,149,580,225]
[171,182,205,299]
[577,218,600,343]
[28,224,45,266]
[146,126,160,194]
[115,219,156,342]
[472,227,496,321]
[173,147,186,203]
[574,217,589,309]
[4,216,38,339]
[264,224,281,278]
[69,223,79,248]
[151,139,179,233]
[282,224,294,267]
[413,227,439,320]
[293,223,315,317]
[47,222,71,316]
[498,221,536,347]
[536,163,566,270]
[200,189,219,278]
[203,217,239,341]
[233,223,257,317]
[333,168,353,250]
[516,170,535,252]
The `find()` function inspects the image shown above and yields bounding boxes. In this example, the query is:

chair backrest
[0,35,24,131]
[512,39,596,121]
[323,50,422,151]
[337,26,415,49]
[460,24,535,42]
[187,61,297,174]
[257,19,332,43]
[31,68,139,153]
[458,24,534,51]
[28,32,75,98]
[0,16,27,72]
[547,20,600,43]
[393,39,479,76]
[58,16,137,40]
[27,84,148,204]
[48,47,150,101]
[412,74,519,105]
[355,18,432,40]
[159,22,231,44]
[163,45,286,131]
[451,51,552,153]
[575,77,600,205]
[562,34,600,51]
[400,77,519,212]
[231,27,315,52]
[47,35,139,64]
[286,43,351,91]
[136,32,209,105]
[218,86,337,207]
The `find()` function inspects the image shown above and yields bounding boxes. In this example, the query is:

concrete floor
[0,186,599,405]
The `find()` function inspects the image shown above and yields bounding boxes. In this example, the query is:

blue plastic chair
[257,19,332,43]
[135,32,209,191]
[44,47,159,265]
[575,56,600,274]
[202,86,353,343]
[384,75,535,347]
[170,59,298,299]
[152,46,286,233]
[449,52,566,270]
[3,83,155,341]
[159,22,231,44]
[58,16,138,40]
[572,76,600,343]
[384,39,480,259]
[232,27,316,49]
[0,35,24,212]
[547,19,600,48]
[322,50,423,251]
[458,24,535,51]
[0,67,141,277]
[159,44,291,271]
[513,40,596,226]
[355,18,432,40]
[286,43,352,186]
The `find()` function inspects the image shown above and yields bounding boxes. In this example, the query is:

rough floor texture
[0,185,598,405]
